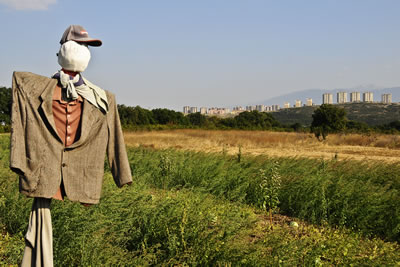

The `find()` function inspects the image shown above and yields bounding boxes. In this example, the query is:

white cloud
[0,0,56,10]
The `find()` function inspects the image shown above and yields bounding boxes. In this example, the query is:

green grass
[128,146,400,242]
[1,134,400,265]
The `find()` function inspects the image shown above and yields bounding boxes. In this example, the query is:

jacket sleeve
[106,93,133,187]
[9,72,27,176]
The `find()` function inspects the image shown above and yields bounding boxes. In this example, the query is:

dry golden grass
[124,129,400,163]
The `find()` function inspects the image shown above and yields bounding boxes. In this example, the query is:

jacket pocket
[19,158,41,193]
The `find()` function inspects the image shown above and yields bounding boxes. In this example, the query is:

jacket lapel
[68,99,101,149]
[39,79,63,144]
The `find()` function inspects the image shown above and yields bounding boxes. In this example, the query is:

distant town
[183,92,394,116]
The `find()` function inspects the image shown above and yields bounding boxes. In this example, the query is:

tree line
[1,86,400,136]
[118,104,283,130]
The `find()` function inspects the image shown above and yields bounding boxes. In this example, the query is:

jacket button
[62,163,67,167]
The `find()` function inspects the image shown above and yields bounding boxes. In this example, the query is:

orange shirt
[52,85,83,200]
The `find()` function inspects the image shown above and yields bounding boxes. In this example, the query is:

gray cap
[60,25,102,47]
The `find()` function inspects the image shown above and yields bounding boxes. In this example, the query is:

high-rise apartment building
[337,92,348,104]
[233,106,244,111]
[190,107,198,113]
[284,102,290,108]
[271,105,279,111]
[231,106,244,115]
[306,98,313,106]
[322,93,333,104]
[350,92,361,102]
[295,100,302,108]
[208,107,229,115]
[200,107,207,114]
[381,94,392,104]
[256,105,265,112]
[363,92,373,102]
[183,106,190,114]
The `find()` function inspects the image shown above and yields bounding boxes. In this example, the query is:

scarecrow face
[57,40,91,72]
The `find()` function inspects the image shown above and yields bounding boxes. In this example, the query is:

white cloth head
[57,41,91,72]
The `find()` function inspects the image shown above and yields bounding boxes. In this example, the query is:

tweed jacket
[10,72,132,204]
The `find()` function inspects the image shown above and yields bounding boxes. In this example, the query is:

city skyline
[183,91,394,116]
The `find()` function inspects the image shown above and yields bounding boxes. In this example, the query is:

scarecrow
[10,25,132,266]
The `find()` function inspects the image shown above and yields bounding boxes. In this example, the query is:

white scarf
[53,70,109,113]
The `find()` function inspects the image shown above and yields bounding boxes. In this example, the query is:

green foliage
[279,159,400,241]
[377,120,400,134]
[234,110,281,130]
[346,120,371,133]
[128,146,400,242]
[290,122,306,132]
[2,177,399,266]
[311,104,347,140]
[156,153,176,189]
[118,104,155,125]
[90,102,400,134]
[117,103,285,131]
[388,120,400,131]
[1,134,400,265]
[152,108,188,125]
[186,112,207,127]
[0,87,11,125]
[259,162,281,225]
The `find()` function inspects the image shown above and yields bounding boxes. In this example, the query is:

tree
[0,87,12,125]
[152,108,188,125]
[187,112,206,127]
[311,104,347,140]
[118,105,155,126]
[234,110,281,130]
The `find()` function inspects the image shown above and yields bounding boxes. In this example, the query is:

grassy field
[124,129,400,163]
[1,132,400,265]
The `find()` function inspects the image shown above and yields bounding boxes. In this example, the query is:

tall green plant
[157,153,175,189]
[259,162,281,227]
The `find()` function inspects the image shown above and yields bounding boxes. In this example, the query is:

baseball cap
[60,25,102,47]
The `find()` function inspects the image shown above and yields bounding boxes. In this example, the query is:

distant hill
[252,87,400,107]
[271,102,400,126]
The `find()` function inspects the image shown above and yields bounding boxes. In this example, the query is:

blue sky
[1,0,400,110]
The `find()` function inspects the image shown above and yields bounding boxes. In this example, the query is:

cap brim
[72,38,102,47]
